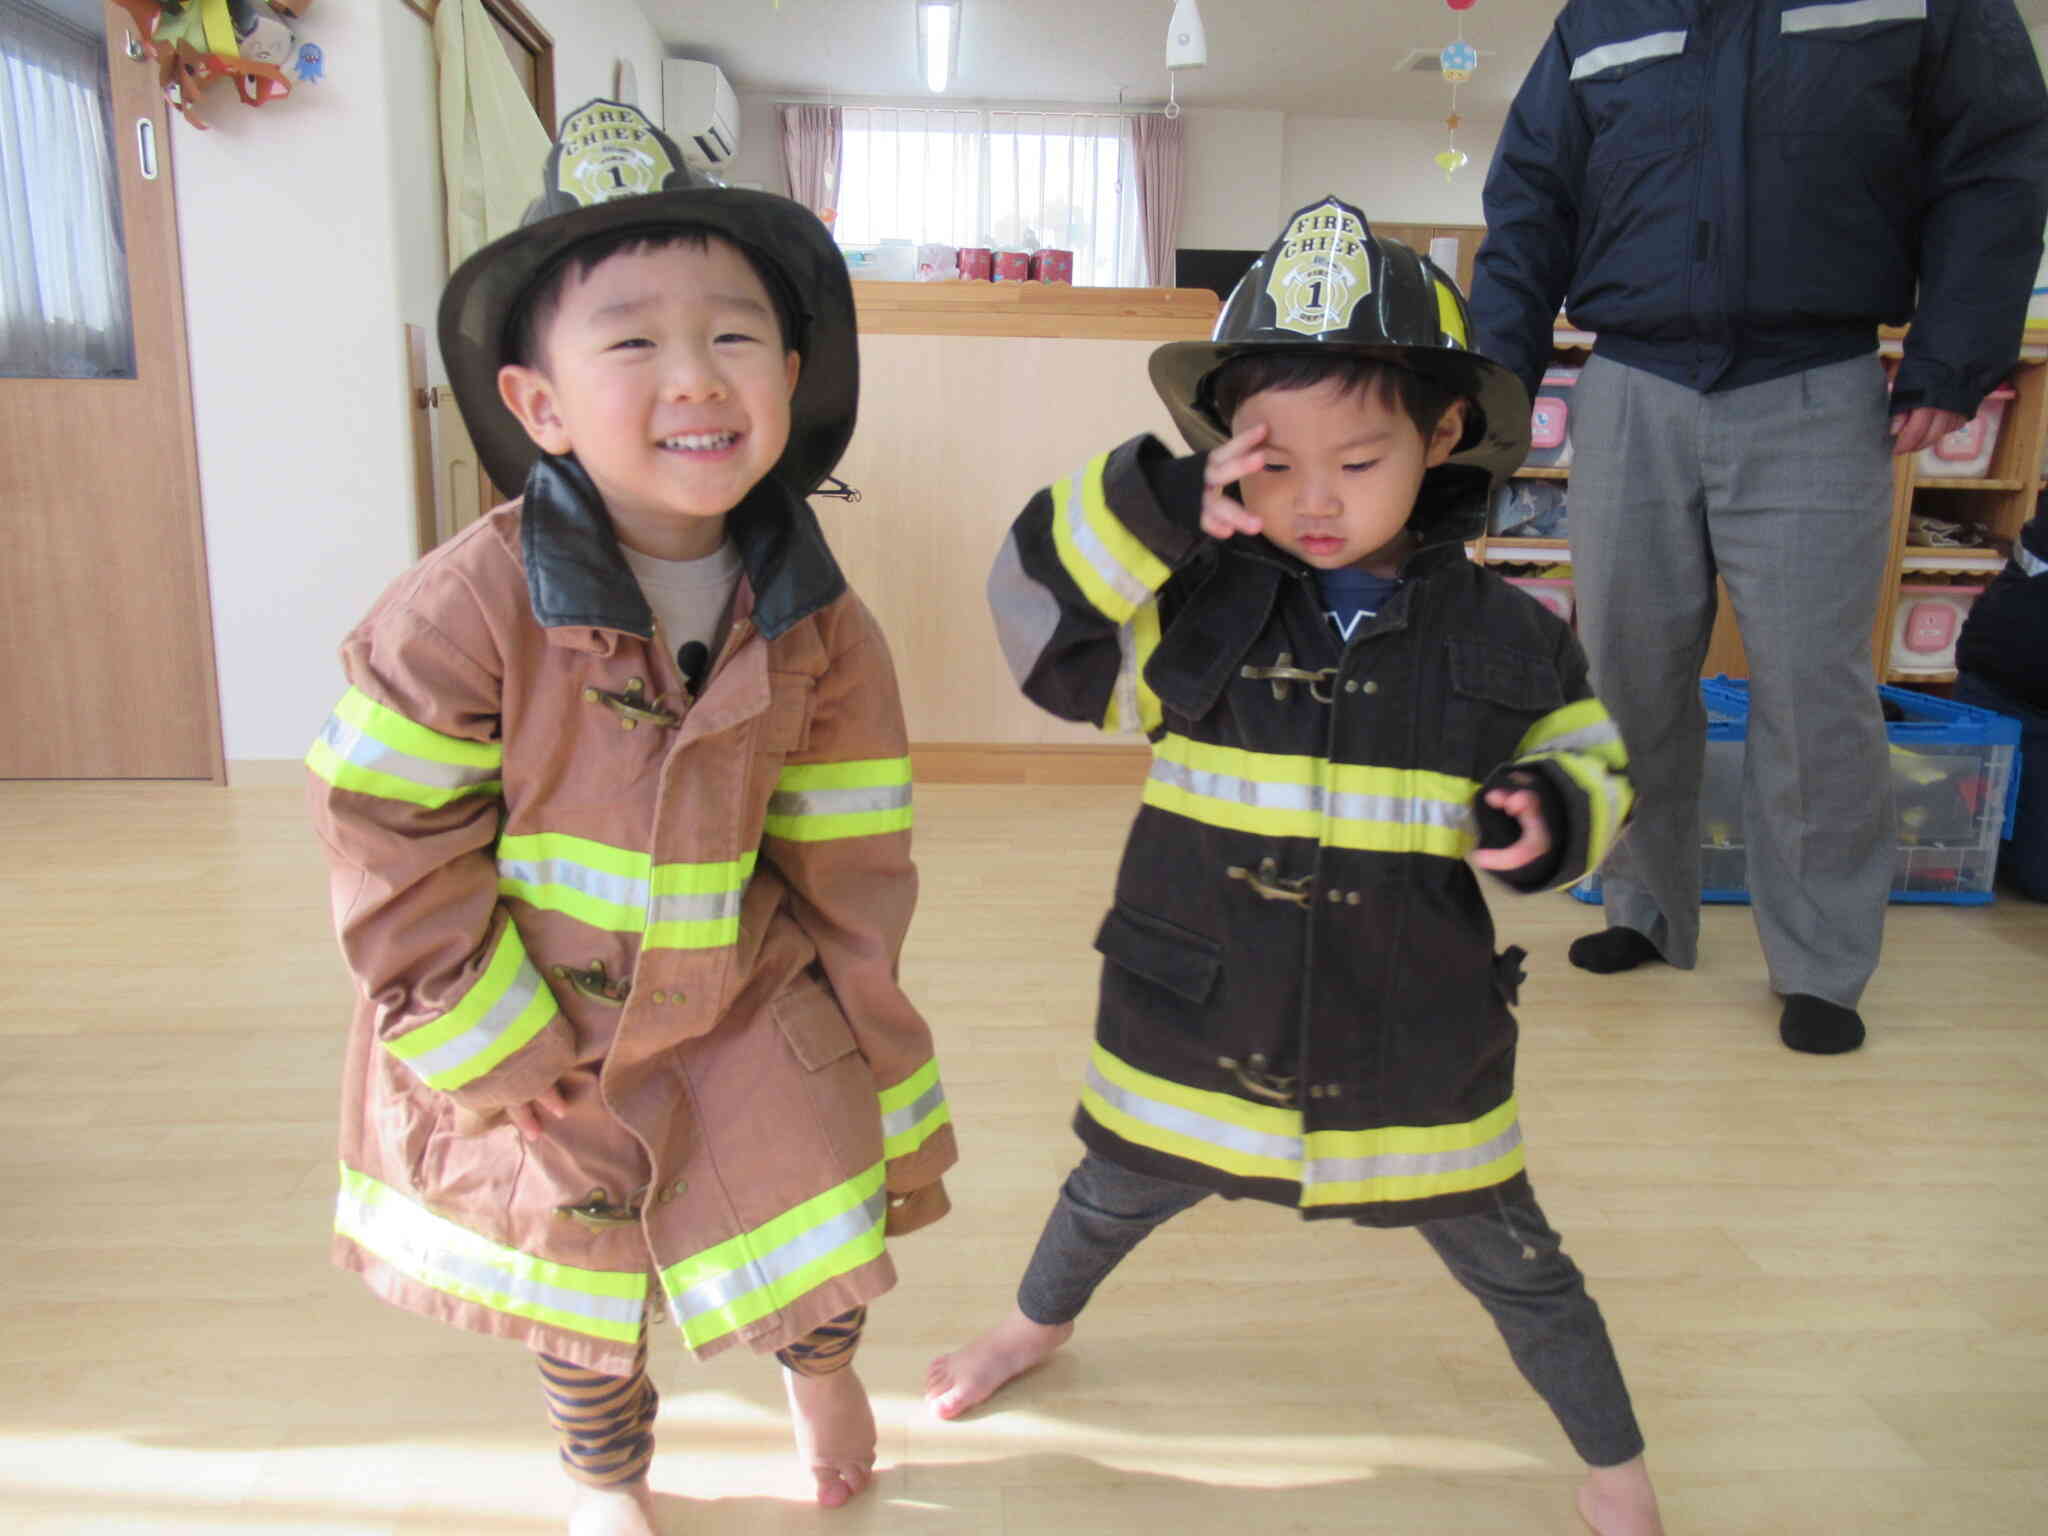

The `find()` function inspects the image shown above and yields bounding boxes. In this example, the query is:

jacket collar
[519,453,847,643]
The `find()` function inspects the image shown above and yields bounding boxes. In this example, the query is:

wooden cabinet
[1469,326,2048,685]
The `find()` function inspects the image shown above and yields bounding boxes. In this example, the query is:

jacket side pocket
[1094,904,1222,1006]
[772,979,860,1069]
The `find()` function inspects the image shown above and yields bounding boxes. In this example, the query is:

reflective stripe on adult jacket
[990,435,1634,1225]
[308,456,955,1371]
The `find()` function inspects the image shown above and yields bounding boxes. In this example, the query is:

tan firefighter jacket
[308,456,955,1373]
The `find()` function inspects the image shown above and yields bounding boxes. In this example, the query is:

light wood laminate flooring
[2,781,2043,1534]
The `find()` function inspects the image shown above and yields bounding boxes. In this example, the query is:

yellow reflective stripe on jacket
[496,832,755,950]
[764,758,913,842]
[1142,735,1480,857]
[660,1162,887,1350]
[1515,696,1627,769]
[1050,451,1174,627]
[381,919,558,1090]
[1105,600,1165,735]
[306,687,503,809]
[1300,1097,1525,1207]
[878,1059,951,1159]
[1512,696,1634,872]
[1083,1044,1524,1206]
[336,1163,647,1343]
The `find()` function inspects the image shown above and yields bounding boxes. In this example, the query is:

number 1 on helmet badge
[1266,199,1375,337]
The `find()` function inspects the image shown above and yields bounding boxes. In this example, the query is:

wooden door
[0,1,221,779]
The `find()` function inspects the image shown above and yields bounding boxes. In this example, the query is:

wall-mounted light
[917,0,961,94]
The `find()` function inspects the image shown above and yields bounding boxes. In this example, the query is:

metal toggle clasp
[551,958,631,1006]
[1226,856,1314,908]
[1215,1050,1300,1105]
[583,677,679,731]
[1241,650,1338,704]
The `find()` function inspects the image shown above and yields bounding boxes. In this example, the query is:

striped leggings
[538,1307,869,1487]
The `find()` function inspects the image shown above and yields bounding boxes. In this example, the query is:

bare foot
[568,1477,659,1536]
[783,1364,876,1509]
[1578,1455,1665,1536]
[924,1306,1073,1420]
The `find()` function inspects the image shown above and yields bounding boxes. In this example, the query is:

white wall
[1284,114,1502,227]
[1179,108,1287,250]
[178,0,664,765]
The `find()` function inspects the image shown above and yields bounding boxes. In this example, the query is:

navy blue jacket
[1472,0,2048,416]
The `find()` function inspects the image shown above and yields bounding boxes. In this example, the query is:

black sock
[1567,928,1663,974]
[1780,994,1865,1055]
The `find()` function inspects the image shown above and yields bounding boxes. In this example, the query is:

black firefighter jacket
[988,436,1637,1226]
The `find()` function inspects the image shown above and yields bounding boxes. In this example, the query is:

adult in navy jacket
[1472,0,2048,1055]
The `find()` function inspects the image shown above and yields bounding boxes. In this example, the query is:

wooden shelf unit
[1468,327,2048,684]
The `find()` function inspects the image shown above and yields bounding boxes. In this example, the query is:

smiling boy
[934,199,1663,1535]
[307,103,953,1534]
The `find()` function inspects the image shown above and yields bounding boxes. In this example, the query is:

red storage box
[957,247,993,281]
[1527,367,1579,469]
[1030,248,1074,284]
[992,250,1032,283]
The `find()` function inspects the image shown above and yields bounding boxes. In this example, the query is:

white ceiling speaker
[1166,0,1206,70]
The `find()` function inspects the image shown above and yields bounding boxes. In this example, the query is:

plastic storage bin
[1915,384,2014,479]
[1888,584,1982,676]
[1526,367,1580,469]
[1574,678,2021,906]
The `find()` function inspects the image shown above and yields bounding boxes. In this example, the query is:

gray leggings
[1017,1152,1645,1469]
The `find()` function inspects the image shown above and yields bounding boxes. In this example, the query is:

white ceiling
[643,0,2048,121]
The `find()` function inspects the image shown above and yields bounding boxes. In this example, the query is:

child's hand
[1470,783,1554,872]
[1199,423,1270,541]
[506,1081,570,1142]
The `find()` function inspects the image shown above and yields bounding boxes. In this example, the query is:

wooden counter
[850,280,1221,341]
[815,284,1219,779]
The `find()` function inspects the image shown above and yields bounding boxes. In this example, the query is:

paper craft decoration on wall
[112,0,322,129]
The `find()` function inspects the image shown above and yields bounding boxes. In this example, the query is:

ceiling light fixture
[917,0,960,94]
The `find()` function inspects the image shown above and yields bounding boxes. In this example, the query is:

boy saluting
[934,198,1662,1536]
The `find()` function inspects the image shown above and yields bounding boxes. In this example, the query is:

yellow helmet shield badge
[555,101,678,209]
[1265,199,1374,337]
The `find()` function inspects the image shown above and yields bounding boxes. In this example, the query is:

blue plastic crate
[1574,677,2022,907]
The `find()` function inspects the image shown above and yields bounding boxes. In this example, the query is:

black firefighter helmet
[438,99,857,502]
[1150,195,1530,544]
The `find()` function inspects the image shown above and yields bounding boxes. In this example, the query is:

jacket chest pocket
[1572,29,1697,161]
[1756,2,1923,138]
[1443,641,1565,777]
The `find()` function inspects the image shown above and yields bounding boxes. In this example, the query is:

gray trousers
[1018,1152,1646,1469]
[1569,353,1896,1006]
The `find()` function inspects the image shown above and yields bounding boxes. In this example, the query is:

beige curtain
[1131,113,1186,289]
[435,0,552,270]
[778,103,842,218]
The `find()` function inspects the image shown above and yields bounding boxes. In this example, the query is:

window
[0,0,134,380]
[835,107,1144,287]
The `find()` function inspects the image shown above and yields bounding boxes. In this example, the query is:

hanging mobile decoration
[1163,0,1207,120]
[1435,0,1478,180]
[111,0,322,130]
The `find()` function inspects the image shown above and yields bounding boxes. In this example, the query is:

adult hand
[1889,407,1967,458]
[1470,783,1554,872]
[1199,423,1270,541]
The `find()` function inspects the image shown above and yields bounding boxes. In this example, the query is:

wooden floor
[3,780,2045,1535]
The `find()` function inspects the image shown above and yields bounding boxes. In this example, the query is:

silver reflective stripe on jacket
[1570,29,1688,80]
[1781,0,1925,33]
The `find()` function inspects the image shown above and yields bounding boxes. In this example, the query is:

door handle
[135,117,158,181]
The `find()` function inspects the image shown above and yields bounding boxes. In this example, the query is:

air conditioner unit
[662,59,740,169]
